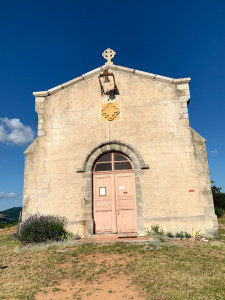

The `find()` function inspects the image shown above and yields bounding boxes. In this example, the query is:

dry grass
[0,220,225,300]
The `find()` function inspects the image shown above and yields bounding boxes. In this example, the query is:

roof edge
[33,64,191,97]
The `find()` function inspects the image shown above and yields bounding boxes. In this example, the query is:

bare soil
[35,275,145,300]
[35,252,146,300]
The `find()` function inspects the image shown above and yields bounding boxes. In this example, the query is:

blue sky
[0,0,224,210]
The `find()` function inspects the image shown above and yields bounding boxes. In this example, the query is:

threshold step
[92,233,138,239]
[118,233,137,238]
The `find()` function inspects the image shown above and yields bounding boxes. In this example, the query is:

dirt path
[35,252,147,300]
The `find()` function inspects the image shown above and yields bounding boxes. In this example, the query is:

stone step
[92,233,137,239]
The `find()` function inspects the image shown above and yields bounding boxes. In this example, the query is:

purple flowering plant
[14,214,68,244]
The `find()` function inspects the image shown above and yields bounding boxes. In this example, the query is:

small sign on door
[119,186,125,190]
[99,187,106,196]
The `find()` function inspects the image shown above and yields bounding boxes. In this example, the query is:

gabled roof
[33,63,191,97]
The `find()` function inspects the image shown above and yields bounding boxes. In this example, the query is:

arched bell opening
[92,152,137,234]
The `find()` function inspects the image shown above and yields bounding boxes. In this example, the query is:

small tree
[211,181,225,218]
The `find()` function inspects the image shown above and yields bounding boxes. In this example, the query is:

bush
[185,232,191,238]
[215,207,224,218]
[14,214,68,244]
[151,224,164,235]
[166,232,173,238]
[176,231,184,239]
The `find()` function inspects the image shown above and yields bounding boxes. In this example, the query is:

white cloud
[8,193,16,197]
[211,150,219,156]
[0,124,7,141]
[0,118,35,146]
[0,192,21,200]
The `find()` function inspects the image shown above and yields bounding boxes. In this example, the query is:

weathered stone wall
[22,66,218,237]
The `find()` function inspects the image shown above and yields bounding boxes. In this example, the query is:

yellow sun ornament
[101,103,120,121]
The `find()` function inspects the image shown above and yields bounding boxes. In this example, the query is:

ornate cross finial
[102,48,116,64]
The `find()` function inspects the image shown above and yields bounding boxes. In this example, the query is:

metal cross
[102,48,116,63]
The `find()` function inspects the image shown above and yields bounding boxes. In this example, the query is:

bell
[99,69,119,95]
[104,76,110,83]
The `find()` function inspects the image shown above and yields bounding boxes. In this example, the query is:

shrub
[14,214,68,244]
[166,232,173,238]
[176,231,184,239]
[151,224,164,235]
[215,207,224,218]
[185,232,191,238]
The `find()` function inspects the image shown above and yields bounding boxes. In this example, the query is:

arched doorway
[93,152,137,234]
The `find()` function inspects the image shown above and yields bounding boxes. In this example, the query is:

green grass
[218,218,225,224]
[215,217,225,241]
[128,246,225,299]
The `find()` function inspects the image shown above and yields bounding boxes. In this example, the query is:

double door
[93,172,137,234]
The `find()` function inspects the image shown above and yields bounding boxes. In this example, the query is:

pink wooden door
[115,173,137,233]
[93,152,137,234]
[93,174,117,233]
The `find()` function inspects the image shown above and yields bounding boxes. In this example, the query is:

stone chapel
[22,49,218,237]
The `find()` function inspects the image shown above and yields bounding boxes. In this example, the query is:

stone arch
[77,140,149,173]
[76,140,149,236]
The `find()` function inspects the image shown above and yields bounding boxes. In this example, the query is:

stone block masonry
[22,55,218,237]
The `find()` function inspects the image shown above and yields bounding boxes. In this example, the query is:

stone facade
[22,56,218,237]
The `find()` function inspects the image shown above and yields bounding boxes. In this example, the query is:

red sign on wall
[189,190,195,192]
